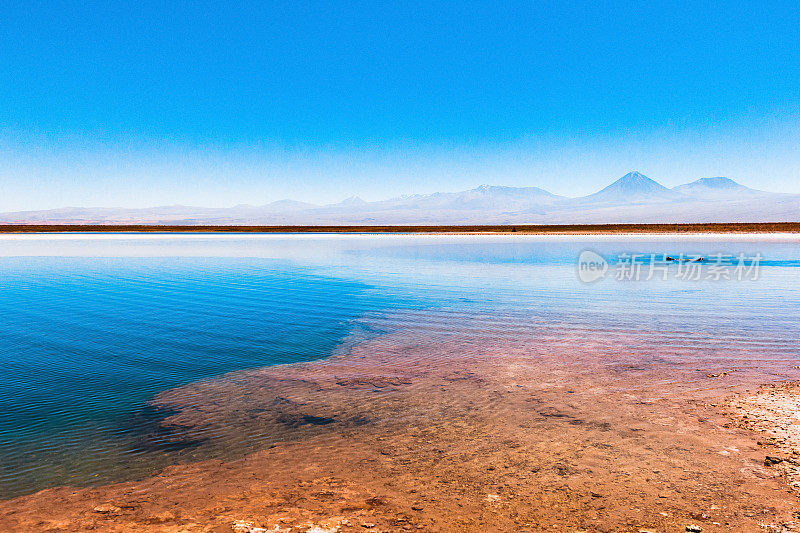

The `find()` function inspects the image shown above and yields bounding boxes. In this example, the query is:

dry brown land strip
[1,222,800,234]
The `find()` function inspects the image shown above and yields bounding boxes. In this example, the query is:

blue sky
[1,1,799,210]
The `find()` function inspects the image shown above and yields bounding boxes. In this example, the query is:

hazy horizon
[1,170,795,212]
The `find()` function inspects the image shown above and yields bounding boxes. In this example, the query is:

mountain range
[2,172,798,225]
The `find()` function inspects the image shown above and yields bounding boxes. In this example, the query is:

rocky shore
[726,382,800,496]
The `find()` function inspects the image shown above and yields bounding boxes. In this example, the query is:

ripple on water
[0,236,799,498]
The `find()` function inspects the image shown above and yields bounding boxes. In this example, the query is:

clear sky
[1,1,799,210]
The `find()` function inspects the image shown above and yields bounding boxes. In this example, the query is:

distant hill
[261,199,319,211]
[672,177,765,198]
[2,172,797,224]
[373,185,563,212]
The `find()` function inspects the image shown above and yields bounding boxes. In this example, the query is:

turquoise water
[1,234,799,498]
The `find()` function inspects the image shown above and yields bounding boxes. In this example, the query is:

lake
[1,233,799,499]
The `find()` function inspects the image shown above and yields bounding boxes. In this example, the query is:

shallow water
[0,233,799,498]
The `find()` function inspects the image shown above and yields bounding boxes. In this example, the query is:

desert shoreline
[1,222,800,234]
